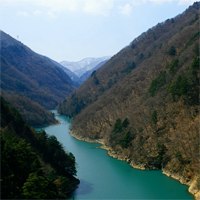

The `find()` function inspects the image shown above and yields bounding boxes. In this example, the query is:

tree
[122,61,136,74]
[168,75,189,100]
[119,131,133,148]
[169,59,179,74]
[122,118,130,128]
[1,98,80,199]
[151,110,158,125]
[168,46,176,56]
[113,119,122,133]
[22,173,57,199]
[149,71,166,96]
[1,131,40,199]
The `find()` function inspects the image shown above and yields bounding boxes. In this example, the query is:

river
[38,111,193,199]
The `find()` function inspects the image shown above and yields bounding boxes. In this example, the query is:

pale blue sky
[0,0,197,62]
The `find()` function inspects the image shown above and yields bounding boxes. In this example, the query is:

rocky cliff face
[59,3,200,199]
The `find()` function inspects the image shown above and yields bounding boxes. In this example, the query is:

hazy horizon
[0,0,197,62]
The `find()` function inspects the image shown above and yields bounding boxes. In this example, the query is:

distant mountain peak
[60,56,111,77]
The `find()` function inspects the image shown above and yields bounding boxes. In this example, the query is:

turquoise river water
[39,111,193,199]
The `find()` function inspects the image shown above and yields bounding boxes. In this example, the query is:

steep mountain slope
[0,97,79,199]
[60,56,110,77]
[59,65,81,85]
[0,31,76,125]
[79,59,109,83]
[59,2,200,199]
[2,92,56,126]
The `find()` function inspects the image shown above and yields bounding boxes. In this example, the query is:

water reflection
[74,179,93,196]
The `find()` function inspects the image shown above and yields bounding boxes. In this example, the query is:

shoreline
[70,130,199,200]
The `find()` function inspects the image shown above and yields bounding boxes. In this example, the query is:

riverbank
[163,170,200,200]
[70,130,198,200]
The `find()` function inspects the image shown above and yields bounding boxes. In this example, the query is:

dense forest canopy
[0,97,79,199]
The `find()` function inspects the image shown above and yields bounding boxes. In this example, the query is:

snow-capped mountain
[79,59,108,83]
[60,56,110,77]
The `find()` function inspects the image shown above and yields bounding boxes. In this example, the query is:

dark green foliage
[1,98,79,199]
[168,75,189,99]
[1,132,40,199]
[122,118,130,128]
[191,56,199,70]
[151,110,158,125]
[168,46,176,56]
[157,144,167,164]
[113,118,130,133]
[176,152,182,161]
[0,97,22,128]
[35,132,77,176]
[147,144,167,169]
[110,118,133,148]
[91,70,100,85]
[168,57,199,105]
[75,100,85,115]
[22,173,57,199]
[169,59,179,74]
[113,119,123,133]
[158,144,168,168]
[58,93,89,117]
[171,18,175,23]
[71,95,86,116]
[139,53,144,60]
[149,71,167,96]
[193,43,199,56]
[119,131,133,148]
[122,62,136,74]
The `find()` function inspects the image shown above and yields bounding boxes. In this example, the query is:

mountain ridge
[1,30,76,126]
[60,56,110,77]
[59,2,200,199]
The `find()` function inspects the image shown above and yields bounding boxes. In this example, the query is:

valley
[1,1,199,199]
[59,2,200,199]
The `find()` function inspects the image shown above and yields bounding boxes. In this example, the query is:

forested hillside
[0,97,79,199]
[1,31,76,126]
[59,2,200,199]
[2,92,56,126]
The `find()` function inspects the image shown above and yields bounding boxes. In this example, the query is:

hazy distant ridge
[60,56,110,77]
